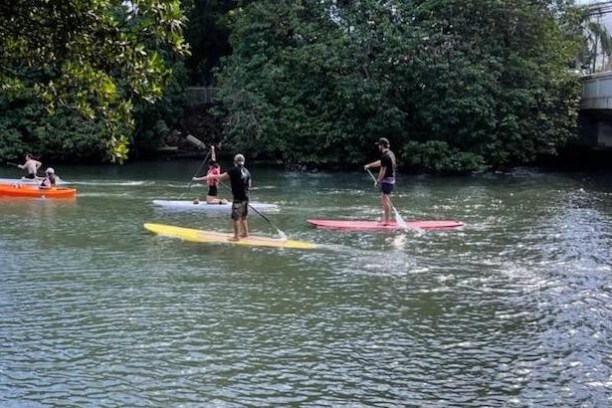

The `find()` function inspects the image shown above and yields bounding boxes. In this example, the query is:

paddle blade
[186,135,206,150]
[393,206,408,229]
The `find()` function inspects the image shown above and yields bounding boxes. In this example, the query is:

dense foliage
[0,0,588,172]
[216,0,584,173]
[0,0,188,163]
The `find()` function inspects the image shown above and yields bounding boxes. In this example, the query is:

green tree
[396,0,582,169]
[0,0,188,162]
[216,0,583,173]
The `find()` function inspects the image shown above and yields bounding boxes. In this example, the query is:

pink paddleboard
[307,219,463,231]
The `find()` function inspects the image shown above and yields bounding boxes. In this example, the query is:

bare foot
[240,233,249,238]
[193,199,199,204]
[228,236,240,242]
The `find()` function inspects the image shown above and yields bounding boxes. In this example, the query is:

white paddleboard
[152,199,279,212]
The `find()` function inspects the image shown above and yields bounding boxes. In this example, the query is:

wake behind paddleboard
[307,219,463,231]
[144,223,315,250]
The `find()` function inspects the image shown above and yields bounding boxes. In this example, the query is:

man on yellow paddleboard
[193,153,252,241]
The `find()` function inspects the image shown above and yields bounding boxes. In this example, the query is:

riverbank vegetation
[0,0,595,173]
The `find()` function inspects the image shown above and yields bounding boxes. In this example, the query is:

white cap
[45,167,55,174]
[234,154,245,165]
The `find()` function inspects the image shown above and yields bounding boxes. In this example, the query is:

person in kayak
[203,146,228,205]
[17,154,42,179]
[364,137,397,225]
[39,168,56,189]
[193,153,252,241]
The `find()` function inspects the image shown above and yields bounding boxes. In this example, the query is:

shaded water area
[1,161,611,407]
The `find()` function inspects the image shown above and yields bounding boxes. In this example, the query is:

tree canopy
[0,0,188,162]
[216,0,584,172]
[0,0,589,172]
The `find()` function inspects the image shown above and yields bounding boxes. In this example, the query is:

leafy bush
[402,141,485,174]
[0,95,119,163]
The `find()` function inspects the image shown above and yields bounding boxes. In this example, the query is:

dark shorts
[207,185,218,197]
[380,182,394,195]
[24,173,36,179]
[231,200,248,220]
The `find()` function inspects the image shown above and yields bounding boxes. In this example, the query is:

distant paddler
[17,154,42,180]
[364,137,398,226]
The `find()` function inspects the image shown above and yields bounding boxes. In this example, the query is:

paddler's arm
[193,172,229,182]
[210,145,216,162]
[377,167,386,184]
[364,160,381,170]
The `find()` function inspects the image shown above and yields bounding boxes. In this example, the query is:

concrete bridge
[580,71,612,148]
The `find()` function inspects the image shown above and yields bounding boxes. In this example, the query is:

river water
[0,161,610,407]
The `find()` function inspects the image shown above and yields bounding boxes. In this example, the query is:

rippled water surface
[1,162,611,407]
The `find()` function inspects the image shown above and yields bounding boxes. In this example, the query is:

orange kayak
[0,184,77,199]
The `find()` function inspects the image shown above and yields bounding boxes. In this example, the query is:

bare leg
[229,220,241,241]
[207,196,225,204]
[239,218,249,238]
[381,194,392,224]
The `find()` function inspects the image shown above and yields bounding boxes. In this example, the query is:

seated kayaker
[17,154,42,179]
[39,168,57,189]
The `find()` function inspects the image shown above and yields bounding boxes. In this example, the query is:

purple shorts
[380,182,394,195]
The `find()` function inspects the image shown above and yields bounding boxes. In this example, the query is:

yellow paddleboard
[144,223,316,250]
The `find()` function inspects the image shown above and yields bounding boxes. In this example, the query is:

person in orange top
[194,146,228,205]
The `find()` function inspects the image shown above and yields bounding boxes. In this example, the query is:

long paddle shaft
[366,168,408,229]
[185,152,210,192]
[184,135,209,193]
[219,181,288,240]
